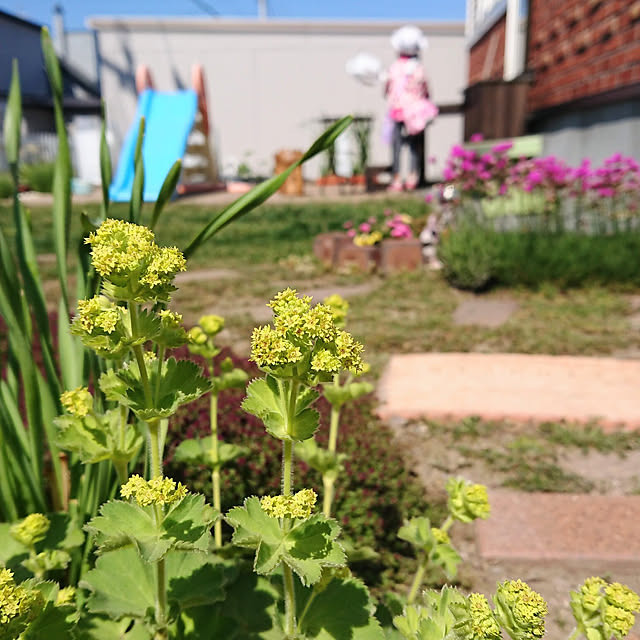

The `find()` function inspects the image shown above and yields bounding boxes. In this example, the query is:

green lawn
[2,198,639,368]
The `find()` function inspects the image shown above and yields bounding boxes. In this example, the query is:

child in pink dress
[385,26,438,191]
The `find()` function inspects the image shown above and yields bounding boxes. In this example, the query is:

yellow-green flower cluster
[85,219,186,301]
[10,513,50,548]
[159,310,182,328]
[0,568,42,632]
[251,289,364,377]
[60,386,93,417]
[199,314,225,337]
[574,578,640,640]
[447,478,491,523]
[55,586,76,607]
[76,296,121,334]
[467,593,501,640]
[495,579,547,640]
[261,489,317,519]
[121,475,188,507]
[431,527,450,545]
[323,294,349,327]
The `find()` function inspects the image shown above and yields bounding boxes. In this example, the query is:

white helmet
[390,25,428,56]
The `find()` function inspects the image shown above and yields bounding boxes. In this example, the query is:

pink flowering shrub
[442,145,640,231]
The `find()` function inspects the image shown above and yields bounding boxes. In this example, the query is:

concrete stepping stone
[453,298,518,327]
[377,353,640,429]
[476,490,640,567]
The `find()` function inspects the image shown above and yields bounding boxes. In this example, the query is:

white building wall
[89,18,466,181]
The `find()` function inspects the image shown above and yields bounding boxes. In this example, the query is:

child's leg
[389,122,404,190]
[406,132,422,189]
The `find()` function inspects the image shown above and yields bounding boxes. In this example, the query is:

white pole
[503,0,520,80]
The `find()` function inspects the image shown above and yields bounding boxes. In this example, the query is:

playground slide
[110,89,198,202]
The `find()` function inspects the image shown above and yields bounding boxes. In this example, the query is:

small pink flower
[470,133,484,142]
[368,216,377,224]
[358,222,371,233]
[491,141,513,153]
[343,221,353,229]
[347,229,356,238]
[498,184,508,196]
[424,193,433,203]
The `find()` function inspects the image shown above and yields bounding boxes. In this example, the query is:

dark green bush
[439,228,640,290]
[166,348,438,592]
[438,223,496,291]
[0,173,13,199]
[20,162,55,193]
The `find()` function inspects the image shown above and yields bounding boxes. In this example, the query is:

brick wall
[528,0,640,112]
[469,13,507,84]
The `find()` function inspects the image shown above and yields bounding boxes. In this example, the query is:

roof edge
[87,16,465,35]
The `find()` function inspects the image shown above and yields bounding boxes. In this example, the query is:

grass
[417,416,640,494]
[2,198,640,367]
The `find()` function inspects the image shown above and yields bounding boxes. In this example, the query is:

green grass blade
[42,27,72,314]
[3,59,21,176]
[130,117,146,223]
[100,104,112,220]
[150,159,181,230]
[183,115,353,258]
[58,297,83,390]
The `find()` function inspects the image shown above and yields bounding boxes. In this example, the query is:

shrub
[439,228,640,290]
[0,172,13,198]
[438,223,496,291]
[20,162,55,193]
[166,348,437,592]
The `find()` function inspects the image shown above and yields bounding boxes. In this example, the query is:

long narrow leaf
[130,117,145,223]
[99,103,111,220]
[183,115,353,258]
[42,27,72,314]
[2,59,21,176]
[150,159,181,230]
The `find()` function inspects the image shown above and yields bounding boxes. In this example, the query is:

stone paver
[476,490,640,566]
[174,268,240,284]
[377,353,640,429]
[453,298,519,328]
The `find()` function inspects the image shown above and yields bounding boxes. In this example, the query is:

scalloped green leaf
[296,439,346,478]
[82,548,227,621]
[21,601,75,640]
[297,575,384,639]
[225,498,345,587]
[173,437,248,470]
[55,408,143,465]
[322,381,374,409]
[397,517,433,549]
[74,615,151,640]
[106,358,211,421]
[86,496,216,562]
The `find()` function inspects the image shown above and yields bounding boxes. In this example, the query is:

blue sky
[2,0,466,31]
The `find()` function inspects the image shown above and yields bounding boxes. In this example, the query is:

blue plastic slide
[110,89,198,202]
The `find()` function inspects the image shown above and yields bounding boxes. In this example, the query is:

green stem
[322,476,335,519]
[210,385,222,548]
[441,515,454,534]
[154,346,165,407]
[148,419,162,478]
[113,405,129,485]
[297,586,319,632]
[282,379,299,638]
[323,375,341,518]
[152,504,168,639]
[567,628,581,640]
[407,552,428,605]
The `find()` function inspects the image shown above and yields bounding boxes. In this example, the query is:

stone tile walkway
[476,490,640,566]
[377,353,640,429]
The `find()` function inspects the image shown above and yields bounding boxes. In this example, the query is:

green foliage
[296,438,347,480]
[86,495,216,562]
[322,381,374,409]
[20,163,55,193]
[0,173,13,198]
[393,587,462,640]
[439,227,640,291]
[226,497,345,586]
[242,377,320,442]
[438,223,496,291]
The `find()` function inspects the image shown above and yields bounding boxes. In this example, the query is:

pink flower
[491,141,513,153]
[358,222,371,233]
[498,184,508,196]
[343,221,353,229]
[368,216,377,224]
[470,133,484,142]
[424,193,433,203]
[347,229,356,238]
